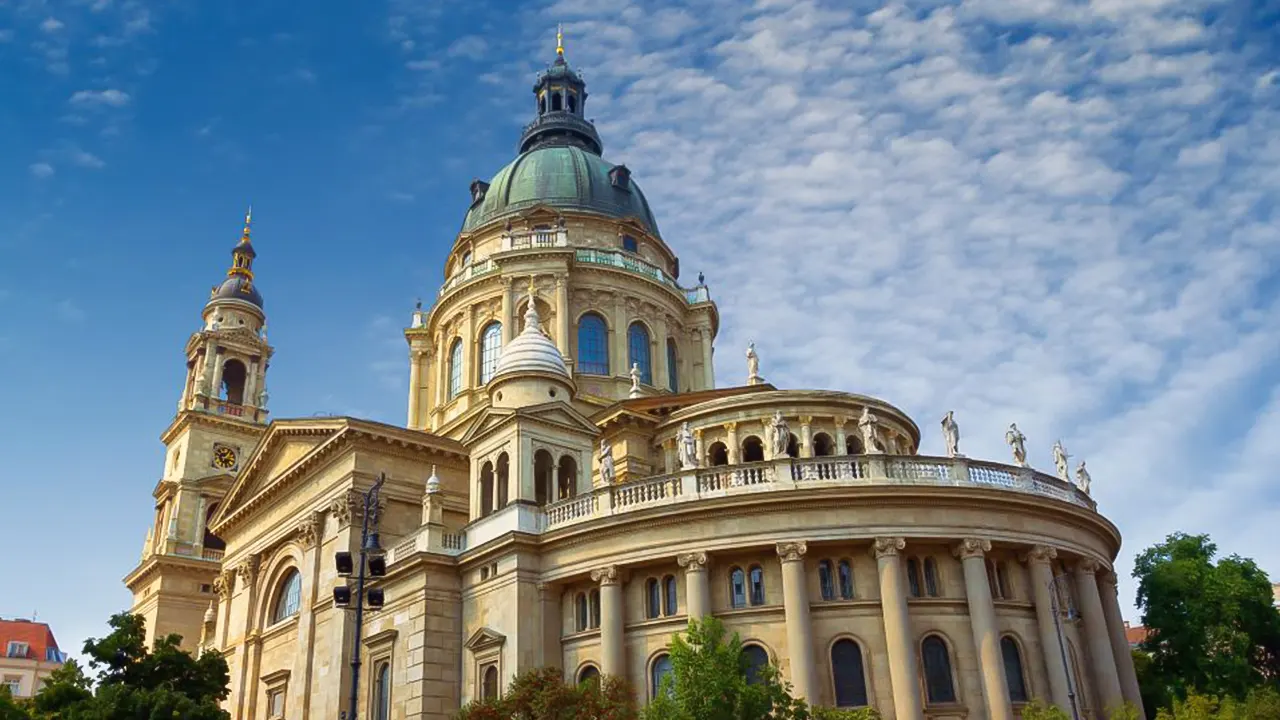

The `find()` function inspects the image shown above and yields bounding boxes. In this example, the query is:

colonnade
[581,538,1143,719]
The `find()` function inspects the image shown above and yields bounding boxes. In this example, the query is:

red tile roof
[0,619,62,663]
[1124,622,1149,647]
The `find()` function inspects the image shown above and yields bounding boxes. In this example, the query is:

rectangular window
[3,676,21,697]
[6,642,28,659]
[267,689,285,718]
[621,235,638,253]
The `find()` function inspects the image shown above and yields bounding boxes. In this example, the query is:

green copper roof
[462,145,660,236]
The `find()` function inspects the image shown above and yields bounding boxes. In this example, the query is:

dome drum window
[609,165,631,190]
[469,180,490,206]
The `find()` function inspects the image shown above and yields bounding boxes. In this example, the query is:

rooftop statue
[770,411,790,458]
[678,422,698,470]
[1005,423,1028,467]
[1052,440,1070,481]
[598,438,616,485]
[746,342,762,385]
[941,410,961,458]
[859,407,885,454]
[1075,460,1092,496]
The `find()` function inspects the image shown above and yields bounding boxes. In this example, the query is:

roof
[461,145,660,236]
[0,619,63,663]
[208,273,264,309]
[1124,622,1148,647]
[491,299,569,381]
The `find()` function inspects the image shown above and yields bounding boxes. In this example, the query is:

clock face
[212,444,238,470]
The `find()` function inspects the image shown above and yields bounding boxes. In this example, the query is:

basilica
[124,39,1142,720]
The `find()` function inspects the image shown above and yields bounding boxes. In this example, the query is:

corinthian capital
[775,541,808,563]
[235,554,260,586]
[953,538,992,560]
[873,537,906,558]
[677,552,708,572]
[1020,544,1058,565]
[1075,558,1103,576]
[590,565,620,586]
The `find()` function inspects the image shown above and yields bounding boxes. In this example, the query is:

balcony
[213,401,245,417]
[437,258,500,297]
[502,227,569,251]
[574,249,711,306]
[540,455,1095,533]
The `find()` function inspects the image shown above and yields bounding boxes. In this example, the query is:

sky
[2,0,1279,664]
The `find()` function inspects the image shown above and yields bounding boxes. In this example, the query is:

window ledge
[259,615,300,643]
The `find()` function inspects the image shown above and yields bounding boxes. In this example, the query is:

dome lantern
[519,26,603,156]
[207,207,264,310]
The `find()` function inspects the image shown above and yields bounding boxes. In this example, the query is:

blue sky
[2,0,1279,661]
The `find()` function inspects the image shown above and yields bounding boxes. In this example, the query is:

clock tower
[124,209,274,650]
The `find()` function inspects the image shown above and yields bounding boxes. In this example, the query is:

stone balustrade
[542,454,1094,532]
[437,258,500,298]
[502,227,569,251]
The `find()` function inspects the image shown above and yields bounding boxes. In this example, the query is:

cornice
[656,389,923,445]
[122,553,221,590]
[160,409,268,445]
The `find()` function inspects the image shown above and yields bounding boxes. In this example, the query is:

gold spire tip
[556,23,564,56]
[241,205,253,241]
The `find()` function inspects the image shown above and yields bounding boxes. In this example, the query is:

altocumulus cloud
[69,88,131,107]
[496,0,1280,612]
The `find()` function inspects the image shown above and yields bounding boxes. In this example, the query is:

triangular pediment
[460,401,600,446]
[465,626,506,652]
[459,407,517,445]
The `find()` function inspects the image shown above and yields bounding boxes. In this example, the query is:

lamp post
[1049,573,1082,720]
[336,473,388,720]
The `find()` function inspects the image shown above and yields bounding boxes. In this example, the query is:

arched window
[831,639,869,707]
[557,455,577,500]
[749,565,765,606]
[1001,636,1028,702]
[479,322,502,384]
[220,359,247,404]
[628,322,652,385]
[664,575,678,616]
[589,589,601,628]
[447,339,463,400]
[577,314,609,375]
[271,570,302,624]
[496,453,510,508]
[786,433,799,458]
[907,558,922,598]
[743,436,765,463]
[650,653,673,699]
[482,664,499,700]
[551,92,563,112]
[708,442,729,466]
[846,435,864,455]
[646,578,661,619]
[742,645,769,685]
[575,593,588,632]
[813,433,834,456]
[373,661,391,720]
[838,559,854,600]
[460,250,472,267]
[924,557,940,597]
[818,560,835,601]
[479,461,495,517]
[922,635,957,704]
[730,567,747,609]
[578,665,600,685]
[667,338,679,392]
[534,450,553,506]
[567,93,578,114]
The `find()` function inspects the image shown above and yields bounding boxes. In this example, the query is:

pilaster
[677,552,711,620]
[776,541,816,703]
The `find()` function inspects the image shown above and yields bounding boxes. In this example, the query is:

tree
[0,686,32,720]
[1133,533,1280,703]
[454,665,638,720]
[29,613,231,720]
[1152,687,1280,720]
[641,617,880,720]
[1020,699,1071,720]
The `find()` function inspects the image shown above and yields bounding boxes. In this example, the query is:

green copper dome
[461,145,661,236]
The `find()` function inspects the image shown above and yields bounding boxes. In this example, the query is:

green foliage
[808,707,881,720]
[26,613,231,720]
[454,665,638,720]
[0,685,33,720]
[1019,699,1071,720]
[1152,687,1280,720]
[1133,533,1280,704]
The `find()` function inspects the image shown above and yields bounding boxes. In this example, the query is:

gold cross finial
[241,204,253,242]
[527,276,537,299]
[556,23,564,56]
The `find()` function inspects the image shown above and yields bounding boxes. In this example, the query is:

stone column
[407,349,423,428]
[462,305,477,393]
[1074,560,1125,715]
[501,277,515,343]
[777,541,816,703]
[1023,545,1072,712]
[611,297,627,378]
[799,416,813,458]
[700,327,714,390]
[192,495,207,553]
[694,429,705,468]
[725,422,740,464]
[653,314,669,390]
[244,358,259,407]
[1100,572,1145,716]
[555,275,570,358]
[955,538,1013,720]
[677,552,711,620]
[434,331,447,409]
[662,439,676,474]
[210,349,225,401]
[874,537,923,720]
[592,566,626,678]
[834,416,848,455]
[539,582,563,669]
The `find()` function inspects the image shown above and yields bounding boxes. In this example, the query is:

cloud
[29,163,55,179]
[70,150,105,169]
[69,89,131,107]
[447,35,489,60]
[41,17,64,33]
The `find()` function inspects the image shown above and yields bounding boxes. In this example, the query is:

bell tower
[125,208,275,650]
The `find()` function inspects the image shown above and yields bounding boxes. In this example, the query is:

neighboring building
[1273,582,1279,608]
[1124,622,1148,649]
[0,618,66,699]
[124,39,1142,720]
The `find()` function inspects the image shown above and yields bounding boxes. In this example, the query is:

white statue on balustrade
[257,384,269,409]
[629,363,641,399]
[598,438,616,485]
[859,407,885,454]
[746,342,762,385]
[770,411,790,458]
[1005,423,1028,467]
[941,410,961,458]
[1052,440,1070,480]
[1075,460,1092,495]
[678,422,698,470]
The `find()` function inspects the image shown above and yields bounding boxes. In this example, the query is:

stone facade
[124,45,1140,720]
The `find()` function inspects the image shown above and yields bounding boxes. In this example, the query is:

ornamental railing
[573,249,710,306]
[503,227,569,251]
[437,258,499,297]
[538,454,1095,533]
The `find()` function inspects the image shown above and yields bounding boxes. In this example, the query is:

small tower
[181,208,273,422]
[519,26,603,155]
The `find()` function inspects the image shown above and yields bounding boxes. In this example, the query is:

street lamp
[336,472,388,720]
[1049,573,1082,720]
